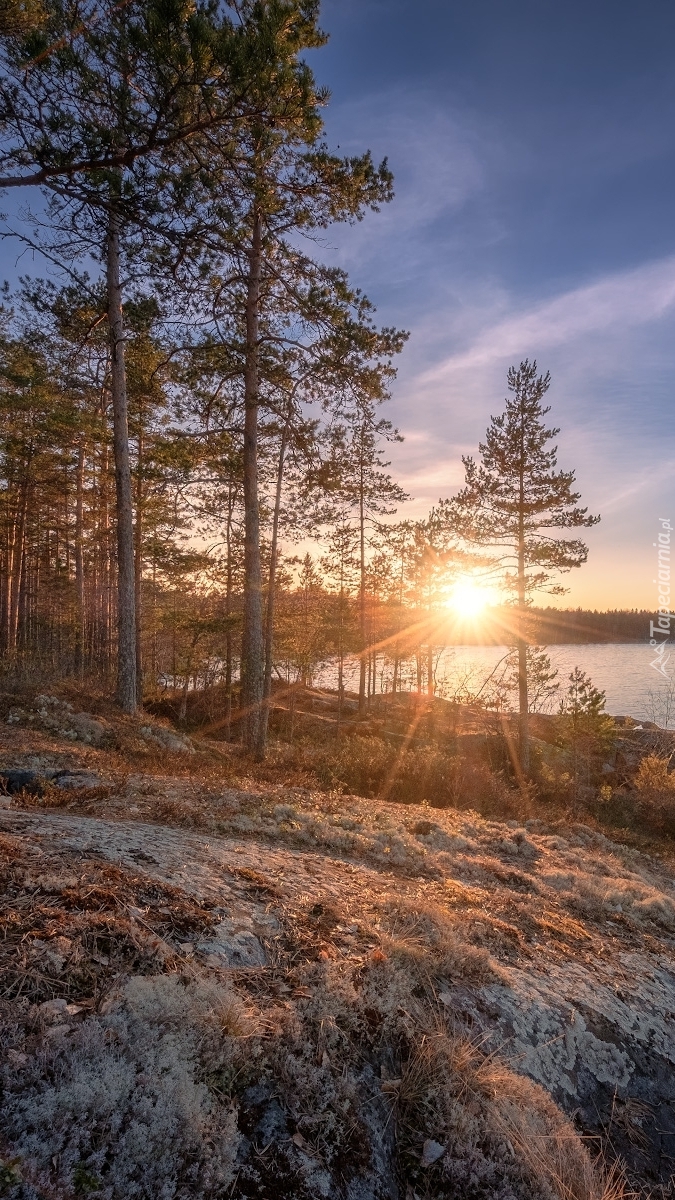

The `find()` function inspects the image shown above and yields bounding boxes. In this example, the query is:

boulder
[68,712,114,747]
[198,918,267,968]
[0,768,46,795]
[473,949,675,1173]
[53,769,103,790]
[140,724,195,755]
[7,696,116,747]
[0,766,105,795]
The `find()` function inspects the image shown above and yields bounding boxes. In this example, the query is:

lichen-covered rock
[53,770,104,790]
[68,712,113,747]
[473,949,675,1176]
[6,696,115,747]
[198,918,267,967]
[140,724,195,754]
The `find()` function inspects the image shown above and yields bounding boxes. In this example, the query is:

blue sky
[307,0,675,609]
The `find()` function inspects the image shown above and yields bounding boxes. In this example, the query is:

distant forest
[450,608,654,645]
[531,608,652,644]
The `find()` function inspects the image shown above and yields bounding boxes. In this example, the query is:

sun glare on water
[447,578,493,618]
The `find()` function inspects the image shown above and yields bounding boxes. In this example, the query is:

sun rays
[446,576,498,620]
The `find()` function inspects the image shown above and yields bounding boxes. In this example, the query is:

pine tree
[559,666,614,795]
[320,512,359,733]
[0,0,268,710]
[181,2,403,755]
[504,645,559,713]
[452,360,599,773]
[324,407,408,714]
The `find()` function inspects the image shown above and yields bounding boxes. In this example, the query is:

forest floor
[1,685,675,1200]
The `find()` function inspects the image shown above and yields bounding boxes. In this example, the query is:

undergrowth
[1,965,626,1200]
[0,828,631,1200]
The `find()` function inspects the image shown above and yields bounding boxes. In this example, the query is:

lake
[316,643,675,726]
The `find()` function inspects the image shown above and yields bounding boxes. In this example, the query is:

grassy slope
[0,685,673,1199]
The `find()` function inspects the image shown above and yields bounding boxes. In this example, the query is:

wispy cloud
[320,88,494,279]
[382,251,675,606]
[593,457,675,516]
[420,255,675,381]
[308,28,675,607]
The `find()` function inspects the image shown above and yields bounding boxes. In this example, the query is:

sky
[305,0,675,610]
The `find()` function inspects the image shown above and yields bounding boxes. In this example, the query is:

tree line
[0,0,599,768]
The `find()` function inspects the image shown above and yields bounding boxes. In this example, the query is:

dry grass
[377,895,493,984]
[0,831,216,1005]
[397,1026,629,1200]
[2,683,669,1196]
[0,819,639,1200]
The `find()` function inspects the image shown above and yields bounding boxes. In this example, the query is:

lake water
[316,643,675,726]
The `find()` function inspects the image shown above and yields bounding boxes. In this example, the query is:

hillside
[1,689,674,1199]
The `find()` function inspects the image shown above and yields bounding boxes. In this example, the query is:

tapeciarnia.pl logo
[650,517,672,679]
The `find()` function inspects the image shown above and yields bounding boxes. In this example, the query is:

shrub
[311,737,517,815]
[634,754,675,795]
[629,754,675,838]
[398,1027,624,1200]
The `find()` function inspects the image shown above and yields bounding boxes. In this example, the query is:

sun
[447,577,493,618]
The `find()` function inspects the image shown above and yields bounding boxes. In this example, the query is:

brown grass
[1,682,666,1196]
[398,1027,629,1200]
[0,831,216,1005]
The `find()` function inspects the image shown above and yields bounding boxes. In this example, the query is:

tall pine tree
[451,360,599,773]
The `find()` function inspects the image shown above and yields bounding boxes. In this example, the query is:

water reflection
[315,644,674,725]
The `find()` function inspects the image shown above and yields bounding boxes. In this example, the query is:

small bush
[589,755,675,839]
[634,754,675,795]
[312,737,517,815]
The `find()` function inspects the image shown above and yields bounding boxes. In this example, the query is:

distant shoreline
[440,607,654,645]
[437,638,648,648]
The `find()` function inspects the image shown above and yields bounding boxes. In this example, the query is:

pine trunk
[358,479,367,714]
[261,405,291,747]
[74,436,85,674]
[224,483,234,742]
[241,208,265,756]
[8,477,29,655]
[134,424,144,706]
[107,200,137,714]
[517,455,529,774]
[337,588,344,739]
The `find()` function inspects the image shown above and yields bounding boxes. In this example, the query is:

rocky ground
[1,691,674,1199]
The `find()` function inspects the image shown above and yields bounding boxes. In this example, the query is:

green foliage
[73,1162,101,1195]
[0,0,43,36]
[451,361,600,602]
[558,667,614,750]
[0,0,597,763]
[500,645,559,713]
[546,667,616,802]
